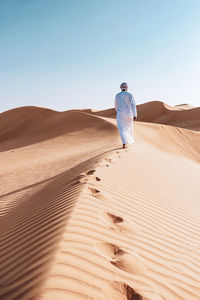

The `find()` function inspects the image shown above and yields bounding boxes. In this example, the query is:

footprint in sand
[81,169,96,175]
[79,175,101,183]
[87,169,96,175]
[95,242,148,276]
[104,158,112,163]
[104,157,118,165]
[101,281,143,300]
[101,281,164,300]
[95,242,126,260]
[96,163,110,168]
[111,251,148,276]
[87,189,141,234]
[87,187,101,196]
[99,211,142,235]
[86,187,116,206]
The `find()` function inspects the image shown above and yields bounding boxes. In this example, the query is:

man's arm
[114,96,118,111]
[130,95,137,120]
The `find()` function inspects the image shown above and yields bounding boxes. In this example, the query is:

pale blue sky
[0,0,200,112]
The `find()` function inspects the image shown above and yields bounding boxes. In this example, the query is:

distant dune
[136,101,200,131]
[79,101,200,131]
[0,102,200,299]
[0,106,118,152]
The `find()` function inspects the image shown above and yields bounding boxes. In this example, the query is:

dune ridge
[77,101,200,131]
[0,104,200,299]
[0,106,118,151]
[136,101,200,131]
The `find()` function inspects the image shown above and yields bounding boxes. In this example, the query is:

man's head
[120,82,128,91]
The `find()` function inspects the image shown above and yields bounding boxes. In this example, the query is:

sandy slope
[136,101,200,131]
[80,101,200,131]
[0,103,200,300]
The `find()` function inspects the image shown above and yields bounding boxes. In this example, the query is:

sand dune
[79,101,200,131]
[136,101,200,131]
[0,106,118,151]
[174,104,194,110]
[0,103,200,299]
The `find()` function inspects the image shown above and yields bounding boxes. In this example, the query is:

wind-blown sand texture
[0,102,200,300]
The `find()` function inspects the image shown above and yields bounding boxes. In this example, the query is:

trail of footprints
[79,151,162,300]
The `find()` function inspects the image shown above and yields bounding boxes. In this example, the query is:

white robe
[114,91,137,144]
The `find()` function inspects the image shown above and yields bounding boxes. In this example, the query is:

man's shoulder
[116,91,123,97]
[126,91,133,97]
[115,91,134,99]
[116,91,132,96]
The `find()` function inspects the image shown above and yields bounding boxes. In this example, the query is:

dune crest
[0,106,118,151]
[78,101,200,131]
[136,101,200,131]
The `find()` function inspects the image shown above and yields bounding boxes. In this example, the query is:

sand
[81,101,200,131]
[0,102,200,300]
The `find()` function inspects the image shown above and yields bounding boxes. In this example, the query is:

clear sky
[0,0,200,112]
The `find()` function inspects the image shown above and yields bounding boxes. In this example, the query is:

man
[114,82,137,149]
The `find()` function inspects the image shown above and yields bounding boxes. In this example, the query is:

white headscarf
[120,82,128,90]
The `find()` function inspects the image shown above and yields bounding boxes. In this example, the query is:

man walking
[114,82,137,148]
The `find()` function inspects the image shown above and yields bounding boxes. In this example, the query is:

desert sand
[0,102,200,300]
